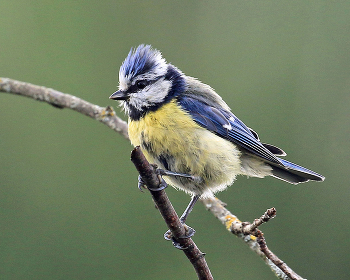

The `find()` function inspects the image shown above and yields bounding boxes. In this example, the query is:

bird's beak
[109,90,129,100]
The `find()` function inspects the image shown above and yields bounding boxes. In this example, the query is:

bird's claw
[137,173,168,192]
[147,176,168,191]
[164,224,196,250]
[137,175,146,192]
[138,165,199,192]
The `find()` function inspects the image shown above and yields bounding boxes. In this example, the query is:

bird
[110,44,325,229]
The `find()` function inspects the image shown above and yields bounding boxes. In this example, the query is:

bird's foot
[137,175,146,192]
[138,165,199,192]
[137,164,169,192]
[164,224,196,250]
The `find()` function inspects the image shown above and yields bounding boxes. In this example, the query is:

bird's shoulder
[182,76,231,112]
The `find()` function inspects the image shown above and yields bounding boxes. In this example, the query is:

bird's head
[110,45,185,120]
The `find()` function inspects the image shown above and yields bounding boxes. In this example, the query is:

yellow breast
[128,100,242,197]
[128,100,200,149]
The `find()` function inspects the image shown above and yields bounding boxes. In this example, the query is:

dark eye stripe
[126,76,164,94]
[136,80,148,89]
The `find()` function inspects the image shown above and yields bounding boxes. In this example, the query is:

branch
[131,147,213,280]
[201,198,305,280]
[1,77,306,280]
[0,77,128,139]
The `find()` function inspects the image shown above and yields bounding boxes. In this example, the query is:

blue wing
[178,96,283,166]
[178,96,325,183]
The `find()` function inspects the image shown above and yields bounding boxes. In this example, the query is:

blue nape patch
[120,45,162,79]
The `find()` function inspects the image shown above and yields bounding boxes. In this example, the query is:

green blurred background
[1,1,349,279]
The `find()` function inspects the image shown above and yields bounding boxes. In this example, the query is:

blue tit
[110,45,324,223]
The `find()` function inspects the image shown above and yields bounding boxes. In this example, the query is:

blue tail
[270,158,325,184]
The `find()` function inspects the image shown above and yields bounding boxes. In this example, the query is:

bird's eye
[136,80,148,89]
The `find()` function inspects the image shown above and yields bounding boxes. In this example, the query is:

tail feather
[270,158,325,184]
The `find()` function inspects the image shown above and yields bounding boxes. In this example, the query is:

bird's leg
[164,195,200,249]
[138,173,168,192]
[179,194,200,224]
[137,164,169,192]
[156,169,196,180]
[138,165,198,192]
[137,164,200,249]
[153,168,200,239]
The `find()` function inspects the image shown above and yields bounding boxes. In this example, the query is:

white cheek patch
[129,79,171,110]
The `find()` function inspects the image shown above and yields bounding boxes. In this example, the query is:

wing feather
[178,96,283,166]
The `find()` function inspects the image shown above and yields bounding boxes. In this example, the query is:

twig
[256,230,305,280]
[131,147,213,280]
[1,77,307,280]
[201,198,306,280]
